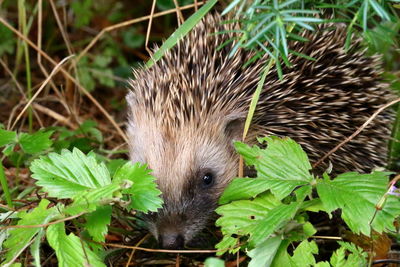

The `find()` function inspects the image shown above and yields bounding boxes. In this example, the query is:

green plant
[213,137,399,266]
[1,148,162,266]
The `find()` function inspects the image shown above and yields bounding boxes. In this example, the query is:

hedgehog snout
[158,229,185,249]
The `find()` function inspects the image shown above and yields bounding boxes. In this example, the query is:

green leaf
[64,183,120,215]
[372,194,400,232]
[93,68,116,88]
[30,228,45,267]
[19,130,53,154]
[3,200,58,265]
[204,257,225,267]
[46,222,105,267]
[77,65,96,91]
[0,129,16,147]
[71,0,93,28]
[122,28,145,49]
[291,240,318,266]
[235,137,314,199]
[249,202,298,245]
[106,159,128,177]
[84,206,112,242]
[219,177,271,204]
[215,235,238,256]
[216,193,281,237]
[147,0,218,67]
[113,162,163,212]
[30,148,111,198]
[248,236,282,267]
[0,23,16,56]
[216,193,297,247]
[316,172,390,235]
[330,242,367,267]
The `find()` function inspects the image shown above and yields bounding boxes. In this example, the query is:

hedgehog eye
[202,172,214,188]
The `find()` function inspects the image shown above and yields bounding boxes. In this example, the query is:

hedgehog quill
[126,14,394,249]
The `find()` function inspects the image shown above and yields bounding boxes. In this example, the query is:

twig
[0,17,128,142]
[100,242,218,254]
[0,59,44,128]
[145,0,157,56]
[10,55,74,130]
[76,1,204,63]
[32,103,77,129]
[313,97,400,169]
[0,212,86,230]
[126,234,150,267]
[173,0,185,25]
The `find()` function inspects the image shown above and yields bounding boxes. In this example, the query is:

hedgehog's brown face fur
[127,111,243,248]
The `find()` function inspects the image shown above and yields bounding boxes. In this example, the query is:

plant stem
[0,161,13,208]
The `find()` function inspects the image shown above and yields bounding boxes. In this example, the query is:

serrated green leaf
[216,192,298,247]
[316,172,390,235]
[372,193,400,232]
[0,129,16,147]
[235,137,314,199]
[3,200,58,265]
[113,162,163,212]
[248,236,282,267]
[64,183,120,216]
[330,242,367,267]
[215,235,238,256]
[47,222,105,267]
[291,240,318,266]
[249,202,298,245]
[219,177,271,204]
[216,193,281,236]
[30,148,111,198]
[19,130,53,154]
[84,206,112,242]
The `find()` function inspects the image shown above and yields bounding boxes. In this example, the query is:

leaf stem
[0,161,13,208]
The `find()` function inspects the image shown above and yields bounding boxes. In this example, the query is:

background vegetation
[0,0,399,266]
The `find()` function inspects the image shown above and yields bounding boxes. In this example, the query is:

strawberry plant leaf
[19,130,53,154]
[64,183,120,215]
[84,206,112,242]
[316,172,390,235]
[248,235,282,267]
[291,240,318,266]
[0,129,16,147]
[3,200,58,265]
[219,177,271,204]
[46,222,105,267]
[30,148,111,198]
[235,137,314,199]
[204,257,225,267]
[372,193,400,233]
[113,162,163,212]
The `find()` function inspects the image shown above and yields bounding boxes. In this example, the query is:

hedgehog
[126,14,394,249]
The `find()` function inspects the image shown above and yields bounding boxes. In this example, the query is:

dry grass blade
[75,1,205,63]
[0,16,129,142]
[10,55,74,130]
[145,0,157,56]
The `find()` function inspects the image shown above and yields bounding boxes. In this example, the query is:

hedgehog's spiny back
[128,14,394,173]
[129,15,262,130]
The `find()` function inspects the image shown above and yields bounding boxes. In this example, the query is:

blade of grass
[0,161,13,208]
[146,0,218,68]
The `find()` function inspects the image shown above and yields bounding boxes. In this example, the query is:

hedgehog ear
[224,114,245,142]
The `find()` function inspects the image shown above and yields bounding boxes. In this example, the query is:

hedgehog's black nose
[159,233,184,249]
